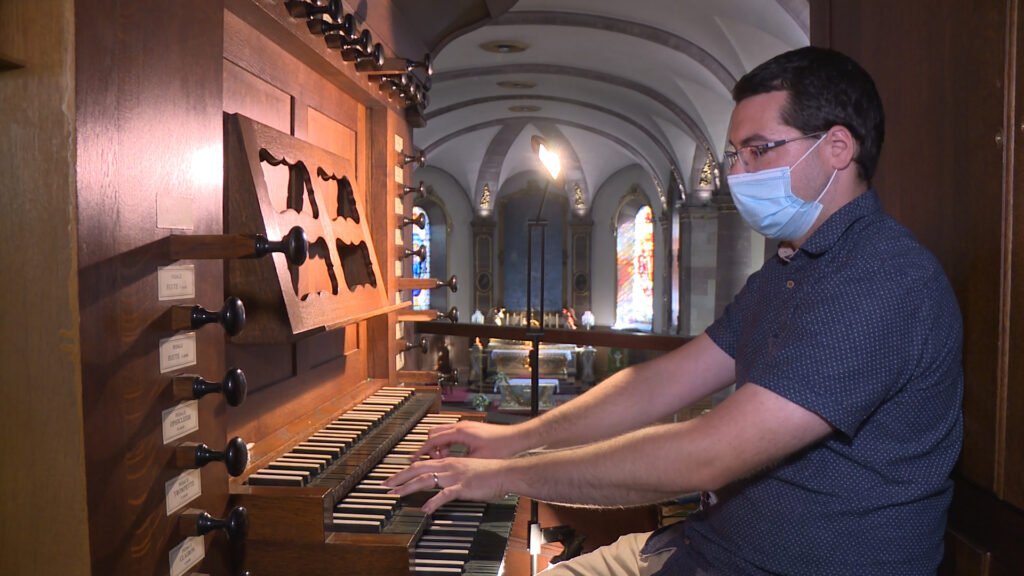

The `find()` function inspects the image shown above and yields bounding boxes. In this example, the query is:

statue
[562,307,578,330]
[488,307,507,326]
[469,337,483,385]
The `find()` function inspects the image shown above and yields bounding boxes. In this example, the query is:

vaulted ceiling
[406,0,809,212]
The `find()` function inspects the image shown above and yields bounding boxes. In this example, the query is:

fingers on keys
[414,426,460,458]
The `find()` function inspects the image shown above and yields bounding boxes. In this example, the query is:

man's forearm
[503,419,713,507]
[513,333,735,452]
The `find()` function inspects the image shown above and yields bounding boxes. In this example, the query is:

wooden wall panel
[1002,0,1024,510]
[307,106,357,160]
[75,0,229,574]
[0,0,91,573]
[814,0,1007,496]
[223,59,292,134]
[220,5,377,452]
[814,1,1024,573]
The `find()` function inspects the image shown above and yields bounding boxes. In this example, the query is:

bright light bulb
[538,142,561,181]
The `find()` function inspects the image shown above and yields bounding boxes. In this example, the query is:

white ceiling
[413,0,809,212]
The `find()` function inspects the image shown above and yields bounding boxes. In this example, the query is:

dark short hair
[732,46,885,182]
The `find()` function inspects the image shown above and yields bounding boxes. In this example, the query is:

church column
[677,202,719,336]
[712,194,765,320]
[471,217,496,316]
[569,216,593,315]
[659,209,673,333]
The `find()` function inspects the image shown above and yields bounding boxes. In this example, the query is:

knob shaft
[173,368,247,407]
[179,506,249,541]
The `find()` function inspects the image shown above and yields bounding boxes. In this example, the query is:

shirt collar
[799,189,881,256]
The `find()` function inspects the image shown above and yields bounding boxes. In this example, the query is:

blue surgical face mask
[727,135,838,240]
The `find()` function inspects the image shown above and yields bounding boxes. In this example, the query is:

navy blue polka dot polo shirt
[691,190,964,575]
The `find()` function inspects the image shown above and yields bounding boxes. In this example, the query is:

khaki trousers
[538,531,710,576]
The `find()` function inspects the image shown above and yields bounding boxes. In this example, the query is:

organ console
[164,226,309,266]
[232,388,516,575]
[63,1,516,574]
[172,368,248,406]
[170,296,246,336]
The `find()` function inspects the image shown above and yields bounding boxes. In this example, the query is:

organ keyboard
[232,387,516,575]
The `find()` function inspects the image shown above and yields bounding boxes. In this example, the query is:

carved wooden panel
[225,113,395,342]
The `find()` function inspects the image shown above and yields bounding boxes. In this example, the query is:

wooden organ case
[64,0,502,574]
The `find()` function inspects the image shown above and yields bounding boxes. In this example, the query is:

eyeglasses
[723,132,825,170]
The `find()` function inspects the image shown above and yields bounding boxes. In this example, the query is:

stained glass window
[411,206,431,310]
[615,204,654,330]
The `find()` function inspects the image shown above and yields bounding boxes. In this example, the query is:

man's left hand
[383,457,513,514]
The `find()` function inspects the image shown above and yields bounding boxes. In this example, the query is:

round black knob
[439,274,457,293]
[402,181,425,197]
[323,14,358,49]
[195,506,249,540]
[403,336,428,354]
[355,43,384,72]
[191,296,246,336]
[438,306,458,323]
[402,212,426,230]
[402,149,426,168]
[306,9,349,34]
[189,368,247,407]
[341,29,372,61]
[285,0,340,20]
[193,436,249,477]
[416,53,433,78]
[255,226,308,266]
[404,245,426,260]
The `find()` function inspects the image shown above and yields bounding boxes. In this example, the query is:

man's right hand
[414,420,532,460]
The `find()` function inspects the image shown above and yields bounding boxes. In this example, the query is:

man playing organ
[384,47,964,576]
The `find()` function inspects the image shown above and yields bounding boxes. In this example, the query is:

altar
[484,340,578,388]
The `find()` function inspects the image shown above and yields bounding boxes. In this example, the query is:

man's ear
[825,125,858,171]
